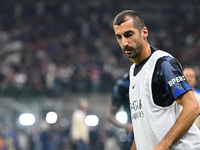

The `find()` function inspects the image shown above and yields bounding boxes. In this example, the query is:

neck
[133,43,151,65]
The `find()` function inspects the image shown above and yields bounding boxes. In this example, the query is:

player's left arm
[154,89,200,150]
[153,56,200,150]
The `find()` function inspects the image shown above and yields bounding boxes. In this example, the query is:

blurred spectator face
[79,99,88,112]
[183,68,197,89]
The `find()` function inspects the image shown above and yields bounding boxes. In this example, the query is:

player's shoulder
[156,55,181,71]
[116,72,129,89]
[157,55,177,64]
[151,48,178,67]
[153,51,182,77]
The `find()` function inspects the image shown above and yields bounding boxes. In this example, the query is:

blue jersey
[129,49,200,150]
[110,73,131,123]
[134,47,191,107]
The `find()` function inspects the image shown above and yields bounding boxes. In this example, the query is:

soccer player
[183,67,200,129]
[113,10,200,150]
[107,72,133,150]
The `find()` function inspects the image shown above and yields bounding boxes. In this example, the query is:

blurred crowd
[0,118,126,150]
[0,0,200,150]
[0,0,200,97]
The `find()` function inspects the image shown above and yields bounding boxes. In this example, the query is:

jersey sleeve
[159,56,192,99]
[110,73,129,108]
[110,84,122,108]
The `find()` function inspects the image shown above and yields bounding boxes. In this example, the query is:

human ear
[141,27,148,39]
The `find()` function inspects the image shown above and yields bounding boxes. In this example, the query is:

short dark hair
[113,10,145,31]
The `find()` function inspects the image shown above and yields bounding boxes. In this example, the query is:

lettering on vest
[130,99,144,120]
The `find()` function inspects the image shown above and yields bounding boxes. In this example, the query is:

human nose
[121,37,129,47]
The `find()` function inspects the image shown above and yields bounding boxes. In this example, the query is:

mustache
[123,46,134,51]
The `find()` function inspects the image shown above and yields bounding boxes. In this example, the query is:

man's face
[113,17,144,59]
[183,68,197,89]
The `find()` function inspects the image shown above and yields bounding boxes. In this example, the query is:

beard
[123,39,143,59]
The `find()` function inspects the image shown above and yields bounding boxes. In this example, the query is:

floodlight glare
[85,115,99,127]
[19,113,35,126]
[116,111,127,124]
[46,111,58,124]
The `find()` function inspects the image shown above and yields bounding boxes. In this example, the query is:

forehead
[113,18,137,34]
[184,68,196,75]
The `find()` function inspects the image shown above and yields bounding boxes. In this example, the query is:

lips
[124,48,133,54]
[125,51,131,54]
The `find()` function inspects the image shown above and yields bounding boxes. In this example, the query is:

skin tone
[108,105,133,133]
[183,68,200,129]
[113,15,200,150]
[183,68,197,90]
[113,16,151,65]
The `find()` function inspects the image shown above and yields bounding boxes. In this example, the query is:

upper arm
[176,90,199,110]
[176,90,200,123]
[152,56,192,107]
[158,56,191,99]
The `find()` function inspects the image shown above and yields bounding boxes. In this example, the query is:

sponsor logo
[132,84,136,89]
[130,99,144,120]
[168,75,186,86]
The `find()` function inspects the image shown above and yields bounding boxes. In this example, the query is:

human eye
[125,31,133,38]
[116,35,121,40]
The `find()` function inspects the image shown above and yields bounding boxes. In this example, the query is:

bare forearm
[108,114,125,128]
[108,105,130,129]
[159,108,197,148]
[155,92,200,149]
[108,114,133,133]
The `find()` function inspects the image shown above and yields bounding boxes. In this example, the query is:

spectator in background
[1,1,200,97]
[183,67,200,129]
[71,99,90,150]
[107,72,133,150]
[18,130,29,150]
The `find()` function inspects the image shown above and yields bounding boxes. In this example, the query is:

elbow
[193,102,200,119]
[196,105,200,117]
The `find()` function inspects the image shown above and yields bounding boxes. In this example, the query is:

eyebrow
[124,30,134,34]
[115,30,134,36]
